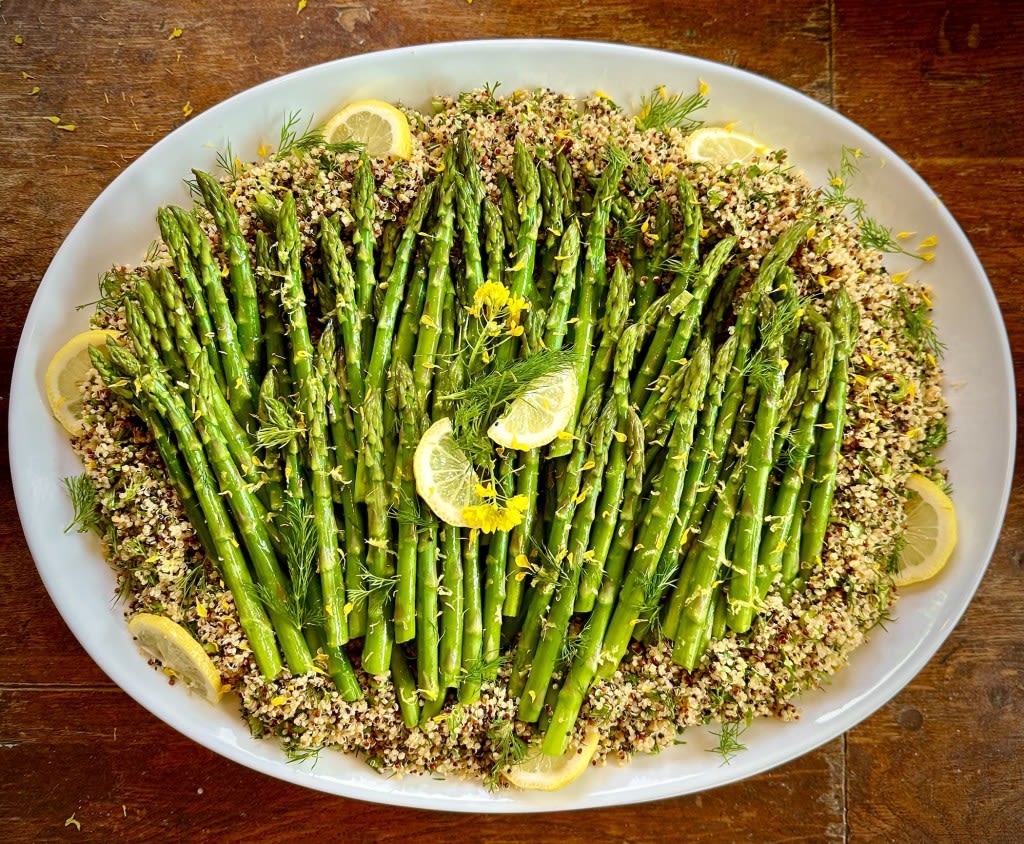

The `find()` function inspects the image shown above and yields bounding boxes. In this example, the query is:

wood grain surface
[1,1,1022,841]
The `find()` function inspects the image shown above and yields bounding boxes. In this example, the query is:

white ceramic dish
[10,40,1014,812]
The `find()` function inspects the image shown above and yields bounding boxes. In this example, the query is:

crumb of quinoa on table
[71,85,948,785]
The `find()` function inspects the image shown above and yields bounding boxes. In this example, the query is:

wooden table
[2,1,1021,840]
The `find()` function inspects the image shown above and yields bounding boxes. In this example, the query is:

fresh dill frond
[636,87,709,133]
[76,268,135,315]
[912,417,948,470]
[708,719,748,764]
[624,156,655,203]
[636,555,678,640]
[746,295,805,391]
[253,497,324,630]
[215,140,242,180]
[256,394,303,450]
[821,147,922,259]
[885,529,908,575]
[275,110,363,160]
[609,196,646,246]
[445,349,575,465]
[761,291,808,351]
[859,217,909,255]
[651,254,697,281]
[892,287,945,360]
[603,142,631,173]
[390,487,435,529]
[521,539,567,591]
[559,626,583,668]
[484,717,529,789]
[346,565,398,606]
[177,563,208,603]
[458,82,503,115]
[284,742,323,767]
[63,474,101,535]
[460,654,508,688]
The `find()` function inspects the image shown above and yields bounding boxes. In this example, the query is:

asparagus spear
[350,153,378,359]
[502,219,583,618]
[310,328,350,653]
[517,400,617,722]
[319,215,365,450]
[756,316,834,598]
[411,183,457,416]
[598,338,711,671]
[800,288,859,572]
[156,207,226,392]
[192,170,262,383]
[543,407,645,754]
[173,205,256,425]
[361,389,395,677]
[726,335,786,634]
[105,340,283,679]
[392,359,421,644]
[548,153,625,458]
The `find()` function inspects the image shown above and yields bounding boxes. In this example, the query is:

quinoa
[70,86,947,786]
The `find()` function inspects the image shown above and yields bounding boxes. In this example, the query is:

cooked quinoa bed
[71,87,947,785]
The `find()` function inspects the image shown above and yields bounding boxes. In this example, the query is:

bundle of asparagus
[91,128,859,758]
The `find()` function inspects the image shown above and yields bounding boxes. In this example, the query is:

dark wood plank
[0,688,844,842]
[833,0,1024,161]
[832,0,1024,837]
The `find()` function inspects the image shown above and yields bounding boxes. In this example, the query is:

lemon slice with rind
[502,725,601,791]
[413,417,484,528]
[322,98,413,159]
[45,329,119,437]
[684,126,767,164]
[894,473,957,587]
[127,613,224,704]
[487,367,579,451]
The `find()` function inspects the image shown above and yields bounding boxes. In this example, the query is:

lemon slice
[45,329,119,437]
[684,126,767,164]
[322,98,413,159]
[502,726,601,791]
[894,473,957,587]
[487,367,579,451]
[128,613,224,704]
[413,417,484,527]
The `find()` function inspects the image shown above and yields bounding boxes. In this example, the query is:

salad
[51,84,953,790]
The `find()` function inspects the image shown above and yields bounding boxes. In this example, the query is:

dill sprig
[346,565,399,606]
[255,394,303,450]
[636,87,709,133]
[636,556,678,640]
[457,82,503,115]
[390,487,435,529]
[252,498,324,630]
[913,418,949,470]
[177,563,208,603]
[603,141,631,172]
[461,654,508,689]
[822,147,923,258]
[892,287,945,360]
[444,349,575,466]
[215,140,242,180]
[275,110,363,160]
[63,474,101,535]
[708,719,748,764]
[484,717,529,789]
[284,742,323,767]
[76,268,135,315]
